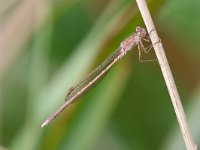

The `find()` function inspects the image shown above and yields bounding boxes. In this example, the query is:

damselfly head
[136,26,146,38]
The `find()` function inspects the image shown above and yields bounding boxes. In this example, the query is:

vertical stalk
[135,0,197,149]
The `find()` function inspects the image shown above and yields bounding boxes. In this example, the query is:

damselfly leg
[137,36,157,62]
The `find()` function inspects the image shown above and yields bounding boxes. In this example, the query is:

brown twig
[135,0,197,149]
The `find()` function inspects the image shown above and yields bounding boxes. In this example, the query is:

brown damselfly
[41,26,153,127]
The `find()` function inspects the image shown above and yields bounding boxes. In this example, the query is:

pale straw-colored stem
[135,0,197,149]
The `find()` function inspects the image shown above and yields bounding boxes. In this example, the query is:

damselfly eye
[136,26,141,32]
[136,26,144,37]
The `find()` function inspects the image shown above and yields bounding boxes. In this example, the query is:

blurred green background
[0,0,200,150]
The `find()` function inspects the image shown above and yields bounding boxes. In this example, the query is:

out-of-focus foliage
[0,0,199,150]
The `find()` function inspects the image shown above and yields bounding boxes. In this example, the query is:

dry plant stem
[135,0,197,150]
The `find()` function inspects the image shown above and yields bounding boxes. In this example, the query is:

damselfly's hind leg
[137,41,157,62]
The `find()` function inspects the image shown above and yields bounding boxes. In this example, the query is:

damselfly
[41,26,152,127]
